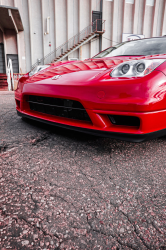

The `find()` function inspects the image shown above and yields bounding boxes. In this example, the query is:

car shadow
[21,117,164,148]
[21,117,99,142]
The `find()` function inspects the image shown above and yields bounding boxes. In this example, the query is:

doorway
[92,11,102,32]
[0,43,6,73]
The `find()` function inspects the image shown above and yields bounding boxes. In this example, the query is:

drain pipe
[99,0,103,52]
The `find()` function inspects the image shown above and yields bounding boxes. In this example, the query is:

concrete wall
[0,0,14,6]
[0,0,166,73]
[4,30,17,54]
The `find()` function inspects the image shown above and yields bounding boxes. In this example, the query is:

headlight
[29,65,49,77]
[110,59,165,78]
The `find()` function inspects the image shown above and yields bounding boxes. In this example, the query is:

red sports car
[15,37,166,142]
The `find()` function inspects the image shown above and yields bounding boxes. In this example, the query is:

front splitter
[17,110,166,142]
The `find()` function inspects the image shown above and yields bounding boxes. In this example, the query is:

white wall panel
[55,0,67,48]
[143,4,154,37]
[90,0,100,57]
[146,0,154,6]
[5,30,17,54]
[14,0,26,73]
[28,0,43,66]
[41,0,54,61]
[21,0,31,72]
[0,0,14,6]
[126,0,134,3]
[79,0,90,30]
[162,1,166,36]
[91,0,101,11]
[102,0,112,49]
[133,0,145,35]
[79,0,91,59]
[91,37,99,57]
[152,0,165,37]
[112,0,125,45]
[67,0,79,59]
[49,0,56,59]
[123,3,134,34]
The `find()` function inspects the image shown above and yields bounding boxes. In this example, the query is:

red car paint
[15,54,166,142]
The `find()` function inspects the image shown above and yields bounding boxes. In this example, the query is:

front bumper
[15,93,166,140]
[17,110,166,142]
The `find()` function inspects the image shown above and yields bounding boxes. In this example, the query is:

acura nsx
[15,37,166,142]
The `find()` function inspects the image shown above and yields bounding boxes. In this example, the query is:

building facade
[0,0,166,74]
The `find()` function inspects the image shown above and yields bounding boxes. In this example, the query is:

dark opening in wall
[0,43,6,74]
[7,54,19,73]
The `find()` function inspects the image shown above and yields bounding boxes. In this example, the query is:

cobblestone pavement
[0,92,166,250]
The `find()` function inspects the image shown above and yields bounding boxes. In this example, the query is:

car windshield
[93,37,166,58]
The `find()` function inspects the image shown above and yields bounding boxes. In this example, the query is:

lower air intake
[28,95,91,122]
[108,115,140,127]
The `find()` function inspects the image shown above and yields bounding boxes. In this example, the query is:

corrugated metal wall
[0,0,166,73]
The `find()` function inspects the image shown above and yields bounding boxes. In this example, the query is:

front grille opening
[28,95,91,122]
[15,99,20,109]
[108,115,140,127]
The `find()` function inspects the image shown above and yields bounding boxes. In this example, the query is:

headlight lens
[29,65,49,77]
[110,59,165,78]
[121,64,130,74]
[136,62,145,73]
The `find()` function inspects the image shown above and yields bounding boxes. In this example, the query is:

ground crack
[86,214,136,250]
[18,214,60,241]
[31,133,50,145]
[119,209,150,250]
[0,143,8,153]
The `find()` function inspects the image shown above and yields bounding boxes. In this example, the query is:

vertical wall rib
[162,1,166,36]
[0,0,14,6]
[78,0,91,59]
[21,0,31,72]
[28,0,43,66]
[123,1,134,34]
[152,0,165,37]
[143,1,154,37]
[13,0,26,73]
[55,0,67,49]
[67,0,79,60]
[102,0,112,49]
[112,0,125,46]
[90,0,100,57]
[41,0,56,63]
[133,0,144,35]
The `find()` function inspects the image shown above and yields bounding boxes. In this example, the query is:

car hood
[25,55,166,84]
